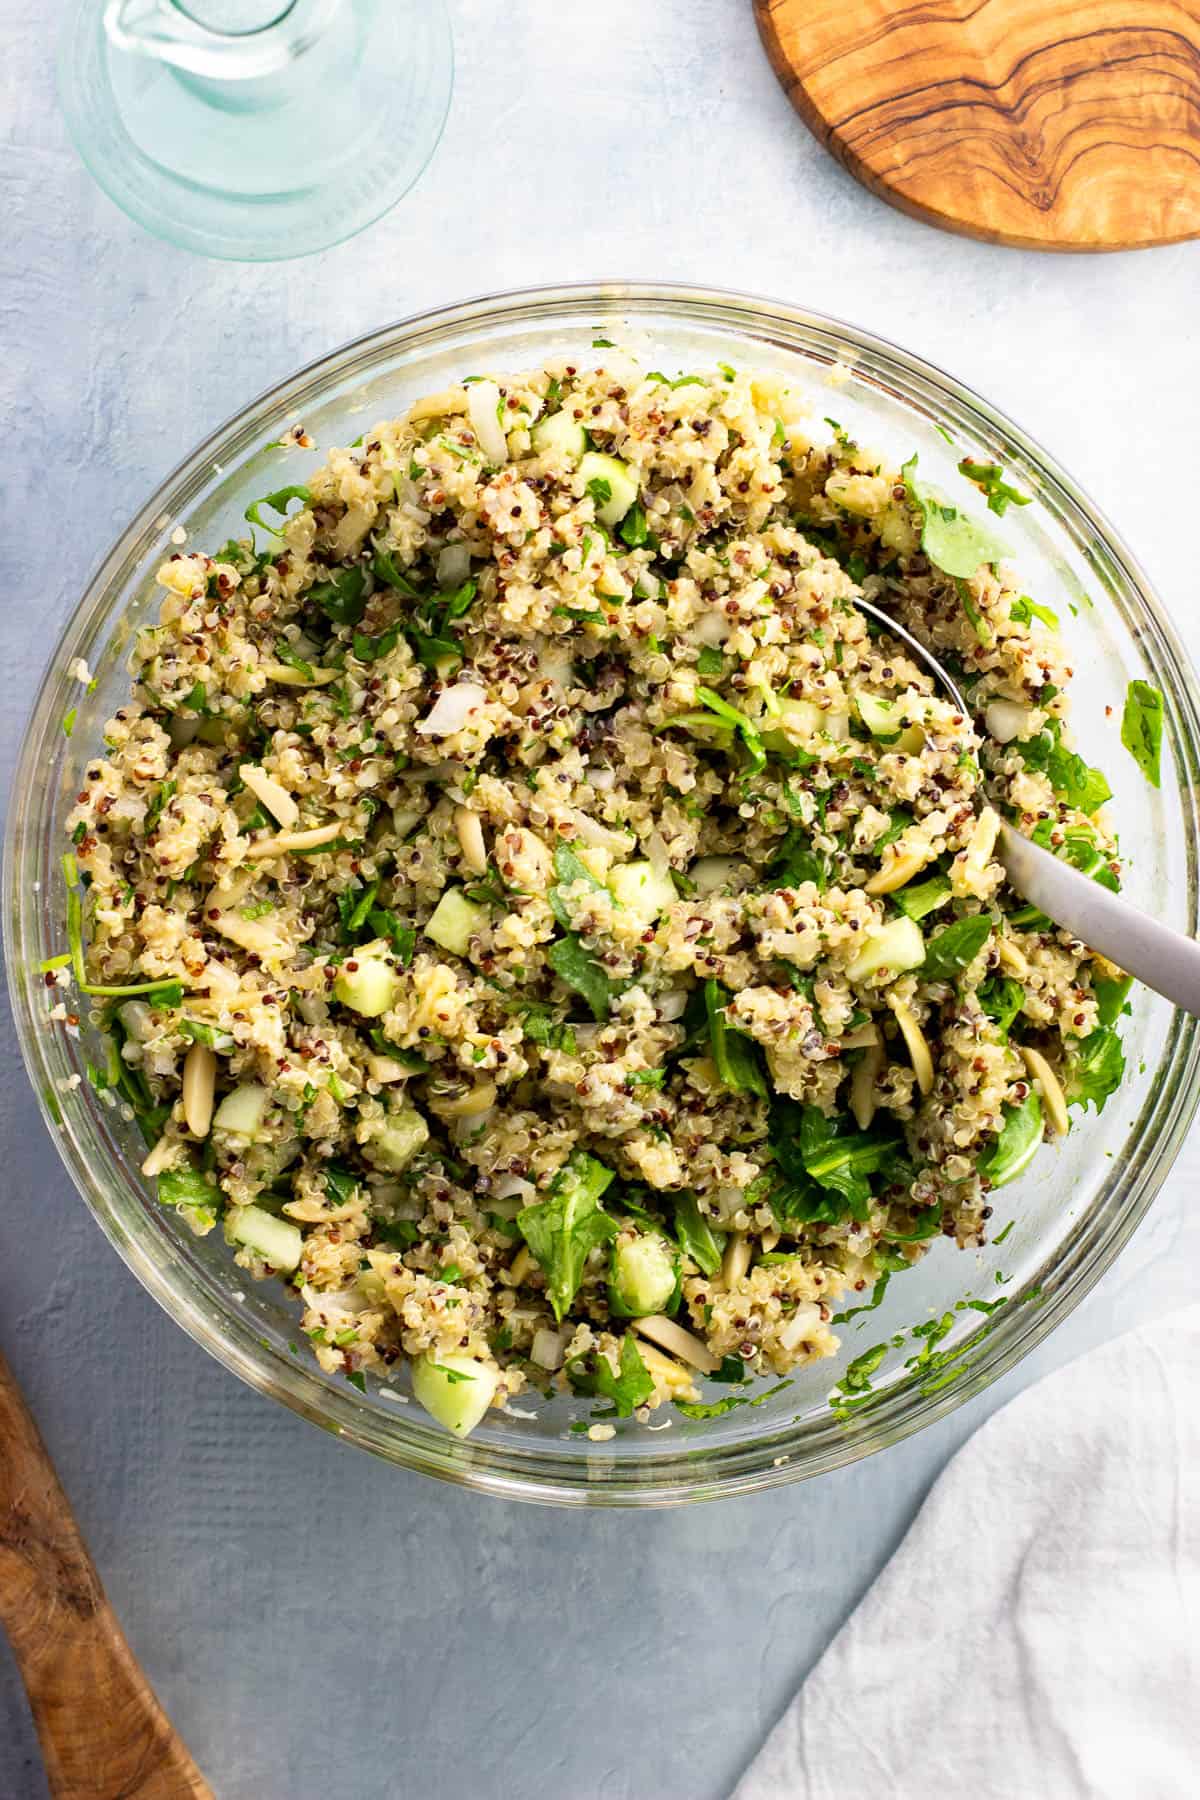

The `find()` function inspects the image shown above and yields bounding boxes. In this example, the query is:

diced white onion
[778,1303,823,1353]
[646,831,670,877]
[492,1173,536,1203]
[437,543,471,589]
[417,682,487,738]
[467,381,510,465]
[531,1327,566,1371]
[586,766,616,791]
[562,806,634,855]
[985,699,1033,744]
[656,990,689,1022]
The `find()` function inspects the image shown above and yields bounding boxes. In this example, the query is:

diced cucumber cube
[609,1232,678,1317]
[607,859,676,926]
[225,1203,302,1272]
[856,692,902,736]
[361,1103,430,1173]
[425,887,487,956]
[578,451,639,526]
[333,941,400,1018]
[212,1082,270,1140]
[532,409,587,462]
[411,1353,500,1437]
[846,915,926,983]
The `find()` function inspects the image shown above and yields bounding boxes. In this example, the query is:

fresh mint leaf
[1018,721,1111,816]
[619,501,650,548]
[547,934,617,1021]
[978,975,1024,1040]
[1009,595,1059,631]
[517,1151,618,1321]
[308,565,368,627]
[1120,680,1164,789]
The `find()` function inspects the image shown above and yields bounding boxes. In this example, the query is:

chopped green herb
[956,458,1031,518]
[704,979,768,1097]
[244,485,312,537]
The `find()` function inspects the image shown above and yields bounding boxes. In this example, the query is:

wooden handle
[754,0,1200,251]
[0,1347,211,1799]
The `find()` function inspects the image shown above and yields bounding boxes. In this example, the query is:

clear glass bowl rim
[7,280,1200,1506]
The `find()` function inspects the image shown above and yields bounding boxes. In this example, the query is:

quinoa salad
[55,348,1155,1438]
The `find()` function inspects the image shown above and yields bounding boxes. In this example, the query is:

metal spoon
[855,595,1200,1018]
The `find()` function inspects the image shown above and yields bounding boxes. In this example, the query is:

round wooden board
[754,0,1200,250]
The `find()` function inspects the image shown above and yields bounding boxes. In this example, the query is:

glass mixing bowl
[7,284,1200,1505]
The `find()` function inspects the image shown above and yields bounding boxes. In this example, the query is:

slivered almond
[631,1314,719,1374]
[889,996,934,1096]
[243,821,343,859]
[636,1341,697,1398]
[182,1043,216,1137]
[239,764,298,829]
[141,1135,176,1178]
[865,845,930,895]
[1021,1046,1070,1137]
[260,661,339,687]
[850,1040,886,1131]
[721,1235,751,1287]
[211,910,288,959]
[996,935,1030,977]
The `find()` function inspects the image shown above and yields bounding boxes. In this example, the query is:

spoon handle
[999,822,1200,1017]
[0,1347,211,1799]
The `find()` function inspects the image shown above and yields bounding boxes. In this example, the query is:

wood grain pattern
[754,0,1200,249]
[0,1348,211,1799]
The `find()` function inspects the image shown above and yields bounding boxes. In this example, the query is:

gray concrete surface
[2,3,1199,1795]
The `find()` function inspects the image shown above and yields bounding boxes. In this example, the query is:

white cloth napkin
[735,1305,1200,1800]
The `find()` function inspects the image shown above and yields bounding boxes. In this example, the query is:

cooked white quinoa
[60,349,1131,1435]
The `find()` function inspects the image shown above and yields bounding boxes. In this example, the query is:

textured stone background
[2,4,1199,1796]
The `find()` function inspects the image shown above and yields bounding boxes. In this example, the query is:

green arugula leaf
[1120,680,1164,789]
[517,1151,619,1321]
[891,871,952,921]
[902,455,1011,579]
[1093,973,1133,1029]
[591,1334,654,1418]
[956,458,1031,518]
[672,1192,726,1278]
[1065,1026,1125,1114]
[979,1091,1043,1187]
[704,980,768,1097]
[923,914,992,981]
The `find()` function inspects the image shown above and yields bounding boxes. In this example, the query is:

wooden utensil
[0,1347,211,1799]
[754,0,1200,249]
